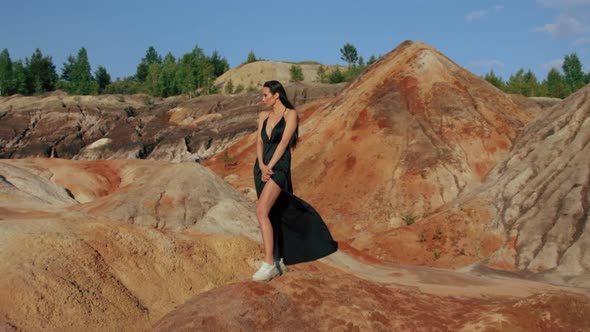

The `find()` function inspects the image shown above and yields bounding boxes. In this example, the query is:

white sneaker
[252,261,279,281]
[276,258,288,275]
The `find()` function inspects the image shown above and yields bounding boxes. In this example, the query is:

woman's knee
[255,203,270,222]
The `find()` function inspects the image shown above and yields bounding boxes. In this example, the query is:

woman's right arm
[256,112,266,168]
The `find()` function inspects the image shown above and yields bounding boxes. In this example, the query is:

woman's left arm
[266,109,298,170]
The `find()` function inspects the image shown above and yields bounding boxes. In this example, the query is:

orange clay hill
[380,82,590,288]
[203,40,533,264]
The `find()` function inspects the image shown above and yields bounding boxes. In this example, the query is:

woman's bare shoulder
[258,111,270,121]
[285,108,298,118]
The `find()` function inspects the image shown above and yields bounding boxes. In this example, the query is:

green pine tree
[63,47,96,95]
[13,60,28,94]
[562,53,585,94]
[484,69,506,90]
[25,48,58,94]
[209,49,229,77]
[506,69,526,95]
[246,50,257,64]
[95,65,111,93]
[0,49,14,96]
[136,46,162,82]
[175,52,196,96]
[544,68,568,98]
[523,69,539,97]
[155,52,178,97]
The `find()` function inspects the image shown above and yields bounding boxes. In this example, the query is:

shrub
[234,84,245,94]
[124,106,137,117]
[402,212,416,225]
[289,64,304,82]
[225,79,234,94]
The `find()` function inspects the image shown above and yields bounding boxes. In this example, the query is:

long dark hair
[263,80,299,149]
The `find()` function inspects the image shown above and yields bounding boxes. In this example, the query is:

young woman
[252,80,338,282]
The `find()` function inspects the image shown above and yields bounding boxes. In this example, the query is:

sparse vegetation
[143,95,154,106]
[328,67,345,83]
[246,50,258,64]
[296,60,321,65]
[124,106,137,117]
[289,64,304,82]
[433,249,441,260]
[402,212,417,225]
[432,225,442,240]
[417,229,426,242]
[225,79,234,94]
[316,65,327,83]
[223,148,236,164]
[234,84,245,94]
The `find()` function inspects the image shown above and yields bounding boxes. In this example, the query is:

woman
[252,80,338,282]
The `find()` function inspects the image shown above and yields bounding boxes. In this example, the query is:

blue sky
[1,0,589,81]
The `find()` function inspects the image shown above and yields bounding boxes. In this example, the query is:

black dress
[253,109,338,265]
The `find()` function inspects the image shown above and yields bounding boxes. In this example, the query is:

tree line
[284,43,380,84]
[1,43,586,99]
[0,45,230,97]
[484,54,584,99]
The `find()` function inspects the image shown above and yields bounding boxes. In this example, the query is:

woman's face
[261,87,278,107]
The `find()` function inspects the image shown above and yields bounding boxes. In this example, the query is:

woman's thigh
[256,178,282,216]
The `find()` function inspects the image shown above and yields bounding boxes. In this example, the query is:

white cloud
[536,0,590,38]
[469,60,505,68]
[535,14,585,36]
[542,59,564,70]
[465,4,504,21]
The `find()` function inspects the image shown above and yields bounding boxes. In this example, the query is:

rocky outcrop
[367,85,590,288]
[478,85,590,287]
[0,84,345,162]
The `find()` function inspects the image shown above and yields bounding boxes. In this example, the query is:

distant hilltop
[215,61,347,94]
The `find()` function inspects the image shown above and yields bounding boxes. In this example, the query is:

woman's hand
[260,164,274,182]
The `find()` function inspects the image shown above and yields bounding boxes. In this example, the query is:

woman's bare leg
[256,178,282,265]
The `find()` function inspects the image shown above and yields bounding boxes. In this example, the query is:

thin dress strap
[265,107,287,123]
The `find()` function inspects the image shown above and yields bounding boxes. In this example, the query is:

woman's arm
[267,109,298,170]
[256,111,267,167]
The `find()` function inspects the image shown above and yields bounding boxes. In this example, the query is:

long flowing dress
[253,110,338,265]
